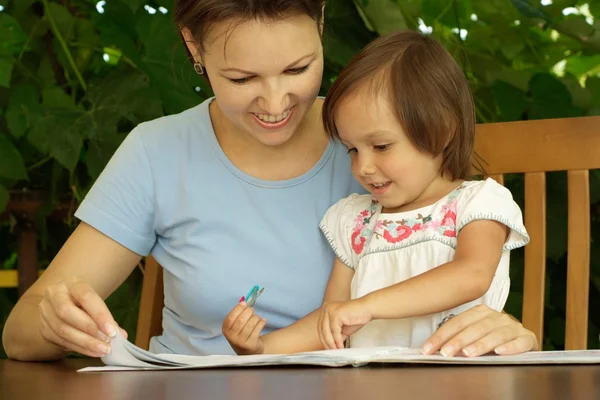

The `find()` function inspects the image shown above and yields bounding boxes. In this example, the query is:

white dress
[319,178,530,348]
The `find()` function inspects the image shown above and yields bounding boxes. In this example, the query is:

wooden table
[2,358,600,399]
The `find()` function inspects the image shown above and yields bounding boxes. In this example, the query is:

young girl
[222,30,530,356]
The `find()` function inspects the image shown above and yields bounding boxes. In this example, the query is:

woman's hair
[174,0,326,52]
[322,30,476,180]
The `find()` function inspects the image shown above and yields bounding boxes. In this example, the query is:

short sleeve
[456,179,530,251]
[319,194,362,269]
[74,127,156,256]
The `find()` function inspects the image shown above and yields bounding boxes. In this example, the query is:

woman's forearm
[2,295,68,361]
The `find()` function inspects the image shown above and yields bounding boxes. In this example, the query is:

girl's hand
[421,304,538,357]
[38,277,126,358]
[318,299,372,350]
[222,302,267,355]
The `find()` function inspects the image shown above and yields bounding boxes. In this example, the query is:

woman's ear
[181,27,202,64]
[320,2,326,36]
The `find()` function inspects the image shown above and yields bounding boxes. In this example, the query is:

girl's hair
[174,0,326,52]
[322,30,475,180]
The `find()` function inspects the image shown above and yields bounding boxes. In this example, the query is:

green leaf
[586,76,600,107]
[42,86,76,109]
[0,183,8,212]
[0,134,28,180]
[28,109,88,171]
[565,54,600,78]
[529,73,584,119]
[591,3,600,19]
[353,0,407,35]
[554,15,595,41]
[491,80,528,121]
[6,83,43,138]
[510,0,550,21]
[561,74,591,109]
[46,2,75,41]
[0,57,13,88]
[0,13,28,56]
[84,71,163,139]
[85,134,123,180]
[120,0,146,12]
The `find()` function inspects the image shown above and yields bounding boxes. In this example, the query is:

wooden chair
[135,255,164,350]
[135,116,600,351]
[473,116,600,350]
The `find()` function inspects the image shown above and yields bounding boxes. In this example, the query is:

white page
[79,331,600,372]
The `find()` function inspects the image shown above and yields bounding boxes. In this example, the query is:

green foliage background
[0,0,599,357]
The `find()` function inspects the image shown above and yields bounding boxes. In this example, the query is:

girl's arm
[361,220,507,320]
[222,257,353,354]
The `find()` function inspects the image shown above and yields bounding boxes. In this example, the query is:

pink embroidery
[351,230,367,254]
[348,185,464,252]
[441,209,457,237]
[383,225,413,243]
[350,199,379,255]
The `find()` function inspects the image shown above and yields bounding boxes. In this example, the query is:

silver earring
[193,62,204,75]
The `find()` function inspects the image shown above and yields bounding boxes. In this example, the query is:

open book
[78,330,600,372]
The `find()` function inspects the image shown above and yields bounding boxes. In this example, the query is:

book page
[78,330,600,372]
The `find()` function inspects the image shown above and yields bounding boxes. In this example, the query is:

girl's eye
[346,147,357,154]
[286,65,310,75]
[374,144,390,151]
[228,76,253,84]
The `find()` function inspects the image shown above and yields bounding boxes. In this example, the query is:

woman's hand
[421,304,538,357]
[222,302,267,355]
[38,277,126,358]
[318,299,372,350]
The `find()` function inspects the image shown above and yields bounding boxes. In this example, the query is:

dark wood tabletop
[2,358,600,400]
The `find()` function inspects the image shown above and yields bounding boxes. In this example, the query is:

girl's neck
[209,99,329,181]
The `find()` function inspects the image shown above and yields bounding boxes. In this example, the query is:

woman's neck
[209,99,329,181]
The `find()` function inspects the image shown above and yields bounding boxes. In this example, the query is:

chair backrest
[472,116,600,350]
[135,255,164,350]
[135,116,600,351]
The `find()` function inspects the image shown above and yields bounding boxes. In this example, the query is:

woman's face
[183,14,324,147]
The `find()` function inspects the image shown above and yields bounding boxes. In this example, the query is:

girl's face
[335,91,450,213]
[183,14,324,147]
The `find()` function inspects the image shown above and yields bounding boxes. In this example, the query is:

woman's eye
[228,77,253,84]
[286,65,309,75]
[346,147,357,154]
[374,144,390,151]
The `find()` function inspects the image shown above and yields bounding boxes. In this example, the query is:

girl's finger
[222,302,249,332]
[240,314,263,342]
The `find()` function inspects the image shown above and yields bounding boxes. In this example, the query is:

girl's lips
[371,182,391,195]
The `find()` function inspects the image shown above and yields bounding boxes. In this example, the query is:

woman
[2,0,537,360]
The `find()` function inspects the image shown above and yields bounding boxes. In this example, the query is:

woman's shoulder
[133,98,212,147]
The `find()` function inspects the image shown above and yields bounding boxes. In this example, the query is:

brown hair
[174,0,326,52]
[322,30,475,180]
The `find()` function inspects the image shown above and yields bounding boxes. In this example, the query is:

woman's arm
[2,222,141,361]
[421,305,538,357]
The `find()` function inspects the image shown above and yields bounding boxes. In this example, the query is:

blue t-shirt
[74,98,363,355]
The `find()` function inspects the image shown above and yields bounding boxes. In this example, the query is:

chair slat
[135,256,164,350]
[473,116,600,174]
[487,174,504,186]
[522,172,547,345]
[565,170,590,350]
